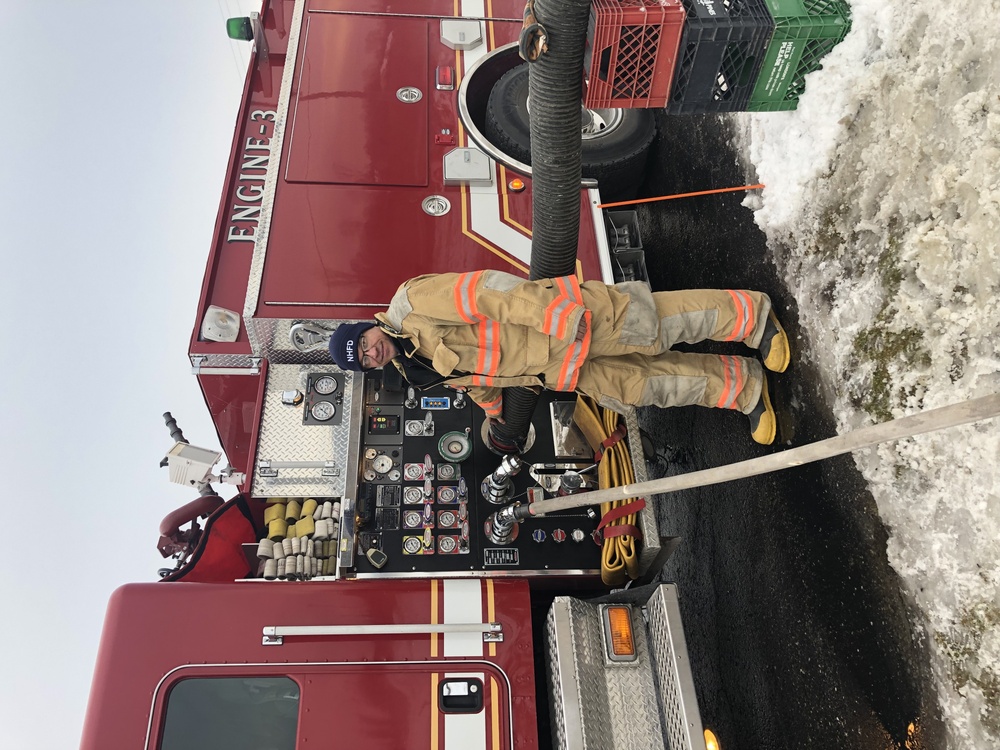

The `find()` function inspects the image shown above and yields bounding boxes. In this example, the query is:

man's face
[358,327,400,369]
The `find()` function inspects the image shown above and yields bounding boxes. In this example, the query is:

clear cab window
[160,677,299,750]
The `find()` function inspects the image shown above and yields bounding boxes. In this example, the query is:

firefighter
[328,271,790,444]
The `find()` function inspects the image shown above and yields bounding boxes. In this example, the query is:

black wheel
[484,63,655,201]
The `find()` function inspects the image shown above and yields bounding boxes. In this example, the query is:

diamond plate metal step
[545,584,705,750]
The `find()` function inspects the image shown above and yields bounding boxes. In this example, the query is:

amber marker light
[507,178,525,192]
[605,606,635,658]
[704,729,721,750]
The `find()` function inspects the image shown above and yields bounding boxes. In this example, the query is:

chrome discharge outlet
[484,502,521,545]
[481,455,523,505]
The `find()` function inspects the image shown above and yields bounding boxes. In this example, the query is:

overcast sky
[0,2,262,747]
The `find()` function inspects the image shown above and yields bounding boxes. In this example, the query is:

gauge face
[438,487,456,503]
[310,400,336,421]
[403,487,424,504]
[403,511,422,528]
[403,464,424,481]
[404,421,424,436]
[438,432,471,462]
[314,376,338,395]
[438,536,457,553]
[437,463,456,480]
[439,510,457,527]
[388,469,401,482]
[372,455,393,474]
[364,448,378,460]
[444,437,467,455]
[403,537,422,554]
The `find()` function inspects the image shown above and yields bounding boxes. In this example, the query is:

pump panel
[351,371,602,577]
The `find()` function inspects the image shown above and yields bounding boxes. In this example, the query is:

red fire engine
[82,2,714,749]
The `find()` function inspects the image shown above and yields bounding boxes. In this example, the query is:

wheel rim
[580,105,624,140]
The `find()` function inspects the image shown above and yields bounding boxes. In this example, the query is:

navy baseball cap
[328,322,375,371]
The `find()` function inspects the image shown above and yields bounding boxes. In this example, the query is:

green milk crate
[748,0,851,111]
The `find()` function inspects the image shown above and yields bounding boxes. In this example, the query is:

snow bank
[737,0,1000,745]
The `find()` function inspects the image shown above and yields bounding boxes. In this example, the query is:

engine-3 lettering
[226,111,276,244]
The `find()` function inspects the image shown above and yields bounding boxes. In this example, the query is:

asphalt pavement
[633,113,946,750]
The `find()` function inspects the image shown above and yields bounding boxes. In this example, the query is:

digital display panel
[367,414,400,434]
[420,396,451,410]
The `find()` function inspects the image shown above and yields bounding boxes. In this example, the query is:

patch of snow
[736,0,1000,746]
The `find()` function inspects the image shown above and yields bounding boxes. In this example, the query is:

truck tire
[484,63,655,201]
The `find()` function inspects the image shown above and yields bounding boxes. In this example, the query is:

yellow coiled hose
[574,396,642,586]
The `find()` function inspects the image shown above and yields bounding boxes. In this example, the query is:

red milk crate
[584,0,687,108]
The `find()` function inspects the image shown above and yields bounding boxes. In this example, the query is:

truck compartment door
[286,13,429,186]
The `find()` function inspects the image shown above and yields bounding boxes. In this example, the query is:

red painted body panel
[81,579,538,750]
[191,0,602,336]
[189,0,606,468]
[284,14,430,186]
[196,367,266,484]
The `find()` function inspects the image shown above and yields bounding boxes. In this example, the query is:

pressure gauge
[403,511,422,529]
[405,420,424,436]
[437,463,457,480]
[310,400,336,421]
[403,464,424,481]
[314,375,338,395]
[438,536,458,554]
[388,469,401,482]
[403,487,424,504]
[438,486,457,503]
[439,510,457,528]
[403,537,423,554]
[372,455,393,474]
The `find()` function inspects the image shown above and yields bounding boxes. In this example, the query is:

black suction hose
[489,0,591,454]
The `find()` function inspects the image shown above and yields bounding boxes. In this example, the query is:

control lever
[458,501,468,522]
[422,503,434,525]
[454,391,466,409]
[366,547,388,569]
[423,527,433,549]
[460,520,470,550]
[423,411,434,436]
[405,386,417,410]
[458,477,467,499]
[423,477,433,501]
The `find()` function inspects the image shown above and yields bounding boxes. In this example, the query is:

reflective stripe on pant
[576,351,764,415]
[588,288,772,358]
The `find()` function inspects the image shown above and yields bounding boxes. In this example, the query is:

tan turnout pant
[577,289,771,414]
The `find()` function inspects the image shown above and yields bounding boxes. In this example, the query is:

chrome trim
[649,585,707,750]
[422,195,453,216]
[145,658,516,750]
[353,568,600,580]
[305,10,520,22]
[551,600,586,749]
[589,188,615,284]
[265,301,391,307]
[243,0,306,355]
[396,86,423,103]
[337,374,366,575]
[262,621,502,645]
[457,43,533,174]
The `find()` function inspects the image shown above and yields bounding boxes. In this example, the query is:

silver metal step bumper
[545,584,706,750]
